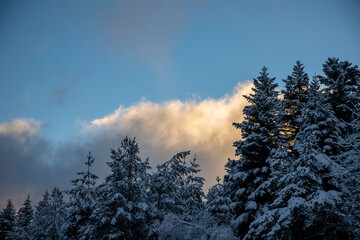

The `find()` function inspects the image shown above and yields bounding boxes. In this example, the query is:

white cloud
[84,81,253,190]
[0,119,42,139]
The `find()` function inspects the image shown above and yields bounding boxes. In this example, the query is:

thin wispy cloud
[48,74,81,105]
[49,85,68,105]
[97,0,190,86]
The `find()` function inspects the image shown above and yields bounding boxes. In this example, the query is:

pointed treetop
[216,176,221,185]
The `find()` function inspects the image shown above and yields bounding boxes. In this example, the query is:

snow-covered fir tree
[14,194,33,240]
[49,187,66,239]
[63,152,98,240]
[327,59,360,236]
[150,151,204,217]
[31,188,66,240]
[339,116,360,236]
[206,176,231,225]
[318,58,360,236]
[0,199,16,240]
[91,136,151,240]
[149,151,205,238]
[180,155,205,217]
[280,60,309,149]
[251,62,311,217]
[151,151,191,216]
[319,57,360,124]
[31,190,51,239]
[153,155,234,240]
[246,76,352,239]
[223,66,280,238]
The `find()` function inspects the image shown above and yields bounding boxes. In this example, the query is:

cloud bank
[0,82,252,208]
[83,81,253,190]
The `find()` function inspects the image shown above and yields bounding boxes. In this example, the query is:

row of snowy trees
[1,57,359,239]
[1,138,234,240]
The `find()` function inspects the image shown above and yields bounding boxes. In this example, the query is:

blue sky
[1,0,360,207]
[1,0,359,141]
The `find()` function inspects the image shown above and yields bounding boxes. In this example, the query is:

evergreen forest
[1,58,360,239]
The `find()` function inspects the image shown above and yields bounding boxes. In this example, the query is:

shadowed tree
[14,194,33,240]
[63,152,98,240]
[91,137,151,240]
[0,199,16,240]
[246,76,351,239]
[31,188,66,240]
[319,57,360,124]
[280,60,309,150]
[223,67,280,238]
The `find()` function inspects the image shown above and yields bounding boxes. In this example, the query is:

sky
[1,0,360,208]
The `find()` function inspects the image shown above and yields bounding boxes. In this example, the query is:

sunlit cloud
[84,81,253,189]
[0,119,42,139]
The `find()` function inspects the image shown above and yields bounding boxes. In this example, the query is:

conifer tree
[318,58,360,237]
[31,190,51,239]
[49,187,66,239]
[148,152,191,239]
[253,62,310,210]
[91,136,151,240]
[63,152,98,240]
[149,152,206,239]
[0,199,16,240]
[151,151,191,216]
[246,76,350,239]
[181,155,205,217]
[319,57,360,124]
[280,60,309,148]
[223,67,279,238]
[14,194,33,240]
[206,176,231,225]
[339,117,360,236]
[150,152,205,216]
[31,188,66,240]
